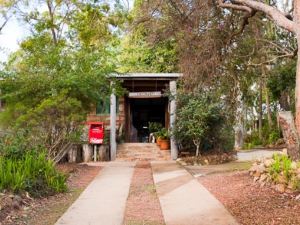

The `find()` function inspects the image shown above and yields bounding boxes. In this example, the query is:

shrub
[174,93,234,156]
[0,151,67,197]
[243,125,281,149]
[0,131,29,160]
[269,154,290,181]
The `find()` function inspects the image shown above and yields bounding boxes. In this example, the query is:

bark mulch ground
[123,161,165,225]
[199,171,300,225]
[0,163,100,225]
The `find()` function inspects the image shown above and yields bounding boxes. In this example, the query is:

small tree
[174,96,222,156]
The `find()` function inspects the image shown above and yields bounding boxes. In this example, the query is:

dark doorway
[128,98,167,142]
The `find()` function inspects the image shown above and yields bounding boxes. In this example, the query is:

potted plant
[154,130,163,146]
[158,128,170,150]
[148,122,163,145]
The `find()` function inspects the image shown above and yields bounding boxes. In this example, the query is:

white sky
[0,17,28,62]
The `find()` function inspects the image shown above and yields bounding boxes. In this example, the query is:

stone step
[116,143,170,161]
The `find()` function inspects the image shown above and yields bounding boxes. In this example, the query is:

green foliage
[244,125,281,149]
[0,31,115,160]
[148,122,163,133]
[269,154,292,185]
[0,0,129,162]
[117,2,178,73]
[244,131,262,148]
[267,59,296,110]
[118,36,178,73]
[155,128,170,140]
[0,131,29,160]
[0,151,67,196]
[174,93,234,154]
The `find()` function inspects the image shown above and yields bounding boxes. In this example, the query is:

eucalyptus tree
[218,0,300,160]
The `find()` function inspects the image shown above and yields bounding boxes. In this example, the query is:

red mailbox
[88,122,104,144]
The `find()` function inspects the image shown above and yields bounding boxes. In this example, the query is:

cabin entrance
[126,97,168,143]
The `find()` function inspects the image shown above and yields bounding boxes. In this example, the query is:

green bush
[0,131,29,160]
[268,130,281,145]
[174,93,234,155]
[243,125,281,149]
[269,154,292,184]
[0,151,67,197]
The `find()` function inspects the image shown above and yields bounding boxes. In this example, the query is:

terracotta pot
[156,137,163,146]
[159,139,170,150]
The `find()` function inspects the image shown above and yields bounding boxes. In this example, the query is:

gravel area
[123,161,165,225]
[199,172,300,225]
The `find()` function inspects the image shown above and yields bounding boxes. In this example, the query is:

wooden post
[110,88,117,160]
[82,144,93,162]
[99,145,106,161]
[93,145,97,162]
[170,80,178,160]
[68,146,77,163]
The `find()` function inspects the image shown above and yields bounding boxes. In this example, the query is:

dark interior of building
[129,98,167,142]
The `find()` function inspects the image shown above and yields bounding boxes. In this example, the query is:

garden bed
[199,172,300,225]
[0,163,100,225]
[178,151,237,166]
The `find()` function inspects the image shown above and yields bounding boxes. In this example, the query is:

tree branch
[248,53,295,66]
[218,0,296,33]
[46,0,58,44]
[0,16,10,33]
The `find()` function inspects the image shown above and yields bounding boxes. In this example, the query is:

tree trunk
[194,139,201,157]
[196,144,200,157]
[258,78,263,140]
[234,81,245,150]
[263,64,273,128]
[295,35,300,135]
[278,111,300,161]
[278,33,300,161]
[266,88,272,128]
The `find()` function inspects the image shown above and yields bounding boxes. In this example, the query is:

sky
[0,0,134,62]
[0,17,28,62]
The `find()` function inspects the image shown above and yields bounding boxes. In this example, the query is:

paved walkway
[55,146,241,225]
[55,161,135,225]
[151,161,238,225]
[237,149,282,161]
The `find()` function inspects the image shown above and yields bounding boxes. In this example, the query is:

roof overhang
[111,73,183,81]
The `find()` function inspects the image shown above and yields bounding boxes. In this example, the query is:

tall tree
[218,0,300,160]
[0,0,126,162]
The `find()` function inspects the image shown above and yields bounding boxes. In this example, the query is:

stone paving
[55,161,135,225]
[152,161,238,225]
[55,144,240,225]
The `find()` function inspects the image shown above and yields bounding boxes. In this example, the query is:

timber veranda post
[110,83,117,161]
[170,80,178,160]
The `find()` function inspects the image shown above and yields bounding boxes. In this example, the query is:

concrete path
[151,161,238,225]
[55,161,135,225]
[237,149,282,161]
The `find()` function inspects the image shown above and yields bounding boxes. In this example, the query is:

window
[96,97,119,115]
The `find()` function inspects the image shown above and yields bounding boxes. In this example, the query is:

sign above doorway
[128,91,162,99]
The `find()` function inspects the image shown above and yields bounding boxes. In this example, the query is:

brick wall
[87,96,125,130]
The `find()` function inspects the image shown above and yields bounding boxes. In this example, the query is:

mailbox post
[88,122,104,162]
